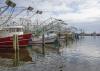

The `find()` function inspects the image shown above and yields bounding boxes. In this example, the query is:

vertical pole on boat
[13,34,19,66]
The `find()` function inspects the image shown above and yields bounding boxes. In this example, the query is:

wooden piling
[56,32,61,54]
[16,34,20,65]
[42,34,45,55]
[13,34,20,66]
[58,32,61,47]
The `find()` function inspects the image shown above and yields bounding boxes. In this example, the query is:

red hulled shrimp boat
[0,26,32,48]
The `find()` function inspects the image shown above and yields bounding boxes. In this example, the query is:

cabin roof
[3,26,24,29]
[0,26,24,31]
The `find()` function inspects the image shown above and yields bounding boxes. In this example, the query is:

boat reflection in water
[0,35,100,71]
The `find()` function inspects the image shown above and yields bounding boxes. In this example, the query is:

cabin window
[17,28,21,32]
[9,28,12,32]
[6,29,9,32]
[11,28,14,32]
[12,28,14,32]
[3,28,23,32]
[8,28,15,32]
[20,28,23,32]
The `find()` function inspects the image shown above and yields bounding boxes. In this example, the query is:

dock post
[16,35,20,65]
[65,34,68,46]
[56,32,61,54]
[13,34,16,66]
[58,32,60,47]
[13,34,20,66]
[42,34,45,55]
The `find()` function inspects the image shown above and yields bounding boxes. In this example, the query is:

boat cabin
[0,26,24,37]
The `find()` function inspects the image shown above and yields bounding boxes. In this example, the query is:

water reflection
[62,36,100,59]
[1,36,100,71]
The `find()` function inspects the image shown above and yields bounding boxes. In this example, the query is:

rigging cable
[11,8,26,19]
[0,6,9,15]
[29,10,36,18]
[0,6,8,8]
[0,7,15,26]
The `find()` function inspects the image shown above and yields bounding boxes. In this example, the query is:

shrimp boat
[0,26,32,48]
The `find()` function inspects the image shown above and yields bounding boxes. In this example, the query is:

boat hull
[0,33,32,48]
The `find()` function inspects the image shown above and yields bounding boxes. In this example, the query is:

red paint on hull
[0,33,32,48]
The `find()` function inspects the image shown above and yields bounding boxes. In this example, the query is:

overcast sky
[1,0,100,33]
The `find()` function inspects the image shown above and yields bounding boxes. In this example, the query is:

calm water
[60,36,100,71]
[1,36,100,71]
